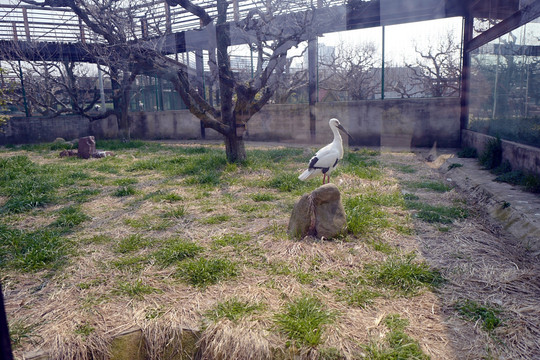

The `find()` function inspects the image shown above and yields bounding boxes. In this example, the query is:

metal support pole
[460,13,473,143]
[381,26,385,100]
[308,37,318,142]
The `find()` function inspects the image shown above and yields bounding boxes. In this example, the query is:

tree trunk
[224,132,246,163]
[118,87,131,141]
[117,111,130,141]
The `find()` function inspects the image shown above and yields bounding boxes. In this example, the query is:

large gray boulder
[288,183,347,239]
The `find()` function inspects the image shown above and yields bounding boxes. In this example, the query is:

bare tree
[319,41,380,100]
[4,60,100,117]
[405,30,461,97]
[23,0,333,162]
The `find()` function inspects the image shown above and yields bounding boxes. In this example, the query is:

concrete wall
[462,129,540,176]
[0,115,118,145]
[1,97,461,148]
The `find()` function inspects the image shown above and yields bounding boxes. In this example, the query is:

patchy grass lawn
[1,141,538,359]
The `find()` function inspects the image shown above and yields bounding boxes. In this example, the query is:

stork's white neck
[331,124,344,158]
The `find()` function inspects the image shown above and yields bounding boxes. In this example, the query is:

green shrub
[457,147,477,158]
[479,137,502,170]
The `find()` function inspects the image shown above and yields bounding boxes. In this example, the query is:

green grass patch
[111,255,150,272]
[123,216,172,231]
[145,190,183,202]
[391,163,417,174]
[404,180,452,193]
[8,319,39,349]
[274,295,337,347]
[250,193,277,202]
[335,286,381,308]
[364,253,443,295]
[448,163,463,170]
[50,205,89,231]
[113,234,150,254]
[200,214,231,225]
[162,205,186,219]
[0,156,62,213]
[0,224,70,271]
[494,169,540,193]
[175,257,238,287]
[113,185,137,197]
[344,190,405,235]
[77,279,104,290]
[235,202,271,214]
[95,139,147,150]
[114,178,138,186]
[266,172,314,193]
[246,148,308,170]
[113,279,161,299]
[67,188,101,203]
[405,200,468,224]
[74,322,95,338]
[340,151,382,180]
[205,297,263,322]
[362,314,429,359]
[153,238,203,266]
[212,233,251,248]
[454,299,502,332]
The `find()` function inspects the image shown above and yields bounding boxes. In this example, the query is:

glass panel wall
[469,17,540,147]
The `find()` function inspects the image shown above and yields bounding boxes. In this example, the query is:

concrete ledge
[462,129,540,176]
[23,327,201,360]
[442,156,540,254]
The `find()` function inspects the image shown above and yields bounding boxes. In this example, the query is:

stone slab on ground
[288,183,347,239]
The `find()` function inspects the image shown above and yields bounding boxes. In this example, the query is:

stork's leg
[322,174,326,184]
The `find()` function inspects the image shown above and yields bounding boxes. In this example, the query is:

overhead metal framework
[0,0,527,63]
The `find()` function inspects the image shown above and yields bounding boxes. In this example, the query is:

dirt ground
[1,142,539,360]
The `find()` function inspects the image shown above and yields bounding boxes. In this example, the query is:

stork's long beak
[337,124,354,141]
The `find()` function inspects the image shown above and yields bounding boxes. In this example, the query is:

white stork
[298,118,353,184]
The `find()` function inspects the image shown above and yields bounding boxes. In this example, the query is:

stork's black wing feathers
[308,156,319,169]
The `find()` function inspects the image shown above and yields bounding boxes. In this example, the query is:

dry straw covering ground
[1,140,539,360]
